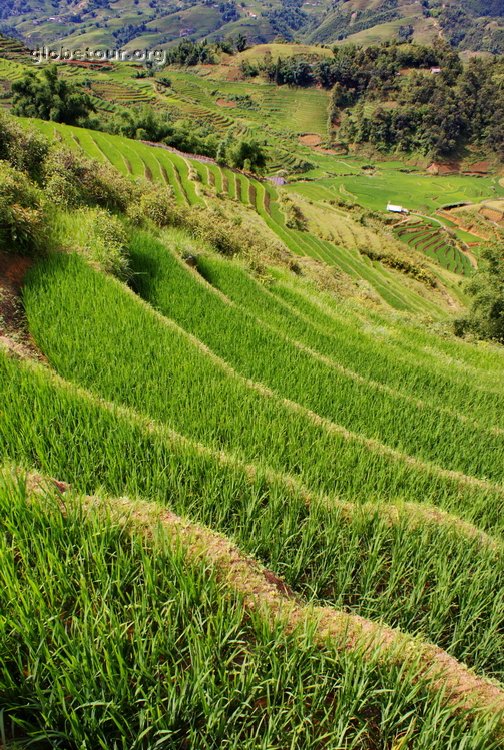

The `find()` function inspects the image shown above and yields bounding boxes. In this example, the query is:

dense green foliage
[0,162,47,256]
[12,65,95,125]
[0,110,48,180]
[261,42,503,158]
[342,56,504,158]
[457,244,504,343]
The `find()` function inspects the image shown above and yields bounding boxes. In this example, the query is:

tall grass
[196,256,504,427]
[1,472,501,749]
[128,230,504,484]
[21,253,504,533]
[0,351,502,679]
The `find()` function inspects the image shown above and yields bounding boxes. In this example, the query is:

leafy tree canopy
[456,244,504,344]
[12,65,95,125]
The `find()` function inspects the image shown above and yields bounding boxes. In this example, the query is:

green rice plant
[1,473,501,749]
[0,342,502,680]
[20,252,504,534]
[129,230,504,485]
[197,257,504,428]
[359,304,504,376]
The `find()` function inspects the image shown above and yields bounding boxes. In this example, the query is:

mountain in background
[0,0,503,52]
[309,0,504,53]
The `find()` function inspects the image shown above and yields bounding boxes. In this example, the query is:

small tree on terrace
[235,33,248,52]
[229,138,266,172]
[12,65,95,125]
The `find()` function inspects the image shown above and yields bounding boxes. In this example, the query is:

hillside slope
[0,106,504,744]
[1,0,503,51]
[307,0,504,51]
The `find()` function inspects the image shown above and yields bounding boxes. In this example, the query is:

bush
[0,161,47,256]
[12,66,94,126]
[43,147,133,212]
[127,186,187,229]
[84,210,129,278]
[54,207,129,278]
[0,111,49,181]
[280,196,308,231]
[129,186,263,257]
[455,244,504,343]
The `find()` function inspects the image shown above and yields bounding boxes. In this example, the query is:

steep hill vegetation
[0,32,503,746]
[1,0,503,51]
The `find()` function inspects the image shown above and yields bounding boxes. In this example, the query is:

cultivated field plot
[1,225,504,746]
[25,117,454,315]
[90,79,155,105]
[287,169,504,214]
[394,219,474,276]
[167,71,330,137]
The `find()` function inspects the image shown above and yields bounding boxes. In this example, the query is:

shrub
[280,195,308,231]
[128,185,277,258]
[12,66,95,126]
[50,207,129,277]
[43,147,133,212]
[127,185,186,229]
[0,111,49,181]
[0,161,47,256]
[76,208,129,277]
[455,243,504,343]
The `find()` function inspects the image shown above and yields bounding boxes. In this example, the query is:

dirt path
[21,471,504,728]
[0,252,44,360]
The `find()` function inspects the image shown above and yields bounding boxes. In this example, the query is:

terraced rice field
[0,58,27,83]
[21,119,481,314]
[0,34,30,61]
[1,224,504,745]
[167,71,329,137]
[2,47,504,747]
[90,79,155,105]
[287,170,504,215]
[394,219,474,275]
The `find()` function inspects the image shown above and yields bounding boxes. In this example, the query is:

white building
[387,203,409,214]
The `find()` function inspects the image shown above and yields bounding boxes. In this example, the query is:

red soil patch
[480,208,503,224]
[216,98,236,108]
[314,145,340,155]
[0,252,31,291]
[0,252,43,359]
[463,160,491,175]
[63,60,113,71]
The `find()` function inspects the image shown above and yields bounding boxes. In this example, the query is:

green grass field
[286,170,504,215]
[1,224,504,744]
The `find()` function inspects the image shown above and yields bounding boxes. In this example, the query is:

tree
[456,243,504,343]
[12,66,95,125]
[235,32,248,52]
[229,139,266,172]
